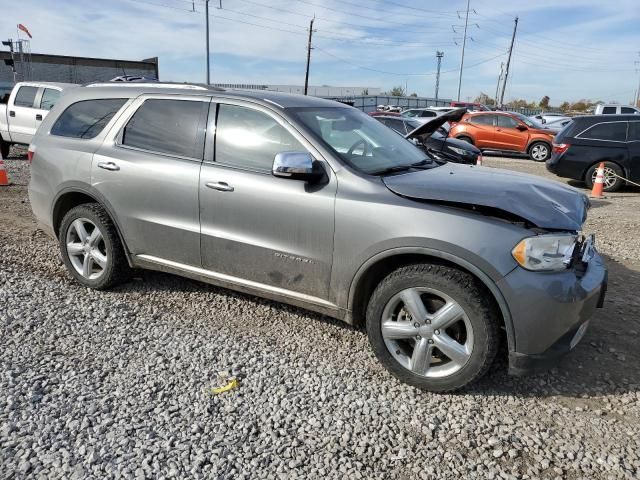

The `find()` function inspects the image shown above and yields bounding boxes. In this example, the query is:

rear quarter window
[577,122,627,142]
[51,98,128,139]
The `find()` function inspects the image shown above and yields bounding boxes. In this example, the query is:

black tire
[0,139,9,159]
[456,135,474,145]
[59,203,131,290]
[584,162,624,193]
[527,141,551,162]
[366,263,500,392]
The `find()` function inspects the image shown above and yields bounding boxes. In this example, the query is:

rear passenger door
[8,85,39,144]
[92,96,209,267]
[33,87,62,132]
[466,114,496,148]
[628,121,640,182]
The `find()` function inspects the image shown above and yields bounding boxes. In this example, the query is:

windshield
[288,107,431,175]
[511,112,543,129]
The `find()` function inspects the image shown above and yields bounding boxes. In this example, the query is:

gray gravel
[2,154,640,479]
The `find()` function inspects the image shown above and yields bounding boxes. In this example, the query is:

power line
[315,46,507,77]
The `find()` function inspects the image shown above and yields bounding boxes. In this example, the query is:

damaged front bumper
[498,238,607,375]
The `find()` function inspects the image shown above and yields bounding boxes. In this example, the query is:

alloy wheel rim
[591,167,616,189]
[65,218,107,280]
[381,287,474,378]
[531,144,548,160]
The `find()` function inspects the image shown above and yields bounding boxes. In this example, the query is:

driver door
[199,101,337,299]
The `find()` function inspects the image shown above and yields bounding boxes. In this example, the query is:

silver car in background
[28,83,607,392]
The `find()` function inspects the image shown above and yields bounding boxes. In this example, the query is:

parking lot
[1,147,640,479]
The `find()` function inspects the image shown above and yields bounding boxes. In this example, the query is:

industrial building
[0,51,159,84]
[214,83,381,96]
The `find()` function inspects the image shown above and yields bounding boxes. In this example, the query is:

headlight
[448,146,469,156]
[512,234,576,271]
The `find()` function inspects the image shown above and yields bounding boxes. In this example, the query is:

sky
[1,0,639,105]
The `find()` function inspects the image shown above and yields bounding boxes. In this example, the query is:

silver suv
[29,83,607,392]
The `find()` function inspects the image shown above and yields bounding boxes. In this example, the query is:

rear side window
[420,111,437,118]
[215,104,306,172]
[14,86,38,107]
[628,122,640,141]
[122,99,209,159]
[39,88,60,111]
[578,122,627,141]
[469,114,494,126]
[51,98,127,139]
[602,106,616,114]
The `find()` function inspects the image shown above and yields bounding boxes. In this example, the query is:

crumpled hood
[382,163,589,231]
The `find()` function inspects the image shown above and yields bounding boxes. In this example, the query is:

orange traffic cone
[590,162,605,199]
[0,150,10,186]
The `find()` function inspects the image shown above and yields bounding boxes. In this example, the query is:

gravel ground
[2,147,640,479]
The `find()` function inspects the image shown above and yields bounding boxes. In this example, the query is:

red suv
[449,111,556,161]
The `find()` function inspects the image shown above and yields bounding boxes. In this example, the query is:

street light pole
[205,0,210,84]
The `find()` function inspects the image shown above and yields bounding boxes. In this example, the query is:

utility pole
[435,51,444,100]
[495,62,504,108]
[304,17,315,95]
[499,16,518,107]
[456,0,470,101]
[205,0,210,84]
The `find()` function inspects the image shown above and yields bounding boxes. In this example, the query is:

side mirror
[541,118,547,124]
[272,151,320,181]
[516,124,528,131]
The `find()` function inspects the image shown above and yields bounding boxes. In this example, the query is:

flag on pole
[17,24,32,39]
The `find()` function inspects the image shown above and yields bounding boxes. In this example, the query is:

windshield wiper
[370,159,433,176]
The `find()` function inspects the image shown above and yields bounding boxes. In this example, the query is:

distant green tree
[539,96,550,109]
[571,100,589,112]
[559,101,571,112]
[390,86,405,96]
[410,92,418,97]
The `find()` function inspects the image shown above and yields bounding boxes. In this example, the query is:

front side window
[497,115,519,129]
[51,98,127,139]
[420,111,437,118]
[215,104,306,172]
[381,118,406,135]
[122,99,208,158]
[468,114,494,126]
[14,86,38,107]
[578,122,627,141]
[621,107,637,114]
[39,88,61,111]
[403,110,418,117]
[289,106,430,175]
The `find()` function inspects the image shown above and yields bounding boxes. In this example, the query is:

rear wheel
[366,264,500,392]
[585,162,624,192]
[456,135,474,145]
[528,142,551,162]
[59,203,131,289]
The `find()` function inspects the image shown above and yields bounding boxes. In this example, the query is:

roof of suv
[68,83,342,110]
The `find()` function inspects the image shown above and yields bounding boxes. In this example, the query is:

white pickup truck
[0,81,75,157]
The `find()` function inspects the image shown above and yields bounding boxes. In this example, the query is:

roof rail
[84,82,225,91]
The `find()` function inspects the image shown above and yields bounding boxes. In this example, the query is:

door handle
[36,114,43,121]
[205,181,234,192]
[97,161,120,171]
[9,110,15,117]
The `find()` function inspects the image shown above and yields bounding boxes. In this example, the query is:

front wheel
[59,203,131,289]
[366,264,500,392]
[528,142,551,162]
[0,139,9,159]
